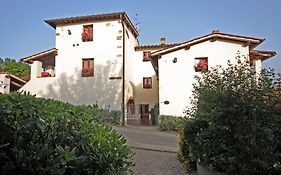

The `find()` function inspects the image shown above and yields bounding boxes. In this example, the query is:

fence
[125,103,150,125]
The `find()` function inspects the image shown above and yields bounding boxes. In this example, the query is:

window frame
[82,24,93,42]
[143,51,151,62]
[143,77,152,89]
[82,58,94,77]
[194,57,208,72]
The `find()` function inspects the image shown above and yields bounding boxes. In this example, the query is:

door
[140,104,149,125]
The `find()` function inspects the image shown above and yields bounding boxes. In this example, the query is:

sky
[0,0,280,72]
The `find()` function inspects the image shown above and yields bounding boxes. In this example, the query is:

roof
[135,43,180,51]
[21,48,58,63]
[0,72,27,90]
[151,31,265,57]
[250,50,277,62]
[45,12,139,38]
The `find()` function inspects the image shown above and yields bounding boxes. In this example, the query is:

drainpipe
[121,14,126,126]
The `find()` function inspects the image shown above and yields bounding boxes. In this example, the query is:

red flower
[82,32,89,40]
[41,72,50,77]
[144,84,151,88]
[82,69,88,73]
[194,59,208,71]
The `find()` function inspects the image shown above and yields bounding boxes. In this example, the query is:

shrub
[149,103,159,126]
[98,109,122,125]
[158,115,184,131]
[0,93,133,175]
[179,58,281,174]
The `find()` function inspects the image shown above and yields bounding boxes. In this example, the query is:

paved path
[113,126,188,175]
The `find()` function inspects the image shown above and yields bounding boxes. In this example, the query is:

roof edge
[21,48,58,63]
[151,32,265,57]
[45,12,139,37]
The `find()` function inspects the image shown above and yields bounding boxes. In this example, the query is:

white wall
[158,39,249,116]
[21,20,126,110]
[0,74,10,94]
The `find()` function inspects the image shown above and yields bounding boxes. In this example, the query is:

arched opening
[127,97,135,115]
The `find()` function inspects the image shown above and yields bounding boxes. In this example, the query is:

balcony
[21,48,57,79]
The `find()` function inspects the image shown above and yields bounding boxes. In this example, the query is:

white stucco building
[0,73,27,94]
[20,12,276,125]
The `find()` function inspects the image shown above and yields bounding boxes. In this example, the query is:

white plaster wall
[124,25,138,101]
[158,40,249,116]
[122,21,159,120]
[20,20,125,110]
[0,74,10,94]
[129,50,159,113]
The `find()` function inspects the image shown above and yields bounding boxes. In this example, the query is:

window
[143,51,151,61]
[194,57,208,72]
[82,25,93,42]
[143,77,152,89]
[127,98,135,115]
[82,58,94,77]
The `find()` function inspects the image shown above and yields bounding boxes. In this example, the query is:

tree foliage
[179,56,281,174]
[0,58,30,77]
[0,93,133,175]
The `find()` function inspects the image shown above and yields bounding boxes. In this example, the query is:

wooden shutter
[82,59,94,77]
[88,25,93,41]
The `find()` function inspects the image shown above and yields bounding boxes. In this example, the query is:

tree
[179,55,281,174]
[0,58,30,77]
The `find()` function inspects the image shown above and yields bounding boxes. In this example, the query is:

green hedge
[158,115,184,132]
[0,93,133,175]
[178,58,281,174]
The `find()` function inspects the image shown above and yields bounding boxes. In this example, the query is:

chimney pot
[212,30,220,34]
[160,37,166,45]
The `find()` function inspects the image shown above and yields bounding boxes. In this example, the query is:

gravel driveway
[113,126,188,175]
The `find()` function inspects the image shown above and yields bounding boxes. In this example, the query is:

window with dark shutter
[82,25,93,42]
[82,58,94,77]
[143,77,152,89]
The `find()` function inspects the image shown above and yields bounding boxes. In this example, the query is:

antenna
[133,13,141,33]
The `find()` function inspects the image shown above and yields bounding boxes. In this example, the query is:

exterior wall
[125,48,159,124]
[21,20,125,110]
[0,74,10,94]
[158,39,249,116]
[253,59,262,80]
[124,25,137,106]
[31,61,42,79]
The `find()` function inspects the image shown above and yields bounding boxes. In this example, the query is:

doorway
[140,104,149,125]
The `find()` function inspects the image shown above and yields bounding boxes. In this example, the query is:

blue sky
[0,0,280,72]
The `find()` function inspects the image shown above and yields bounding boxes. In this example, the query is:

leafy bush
[0,93,133,175]
[149,103,159,126]
[158,115,183,131]
[98,109,122,125]
[179,58,281,174]
[0,58,30,77]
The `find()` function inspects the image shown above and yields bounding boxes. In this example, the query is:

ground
[113,126,194,175]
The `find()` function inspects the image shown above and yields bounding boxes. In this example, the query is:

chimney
[212,30,220,34]
[160,37,166,45]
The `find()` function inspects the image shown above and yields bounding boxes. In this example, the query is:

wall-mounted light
[164,100,170,105]
[68,29,72,35]
[173,57,177,63]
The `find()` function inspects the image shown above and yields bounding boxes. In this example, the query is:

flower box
[143,83,151,88]
[41,72,50,77]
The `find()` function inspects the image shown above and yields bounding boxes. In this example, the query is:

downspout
[121,15,126,126]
